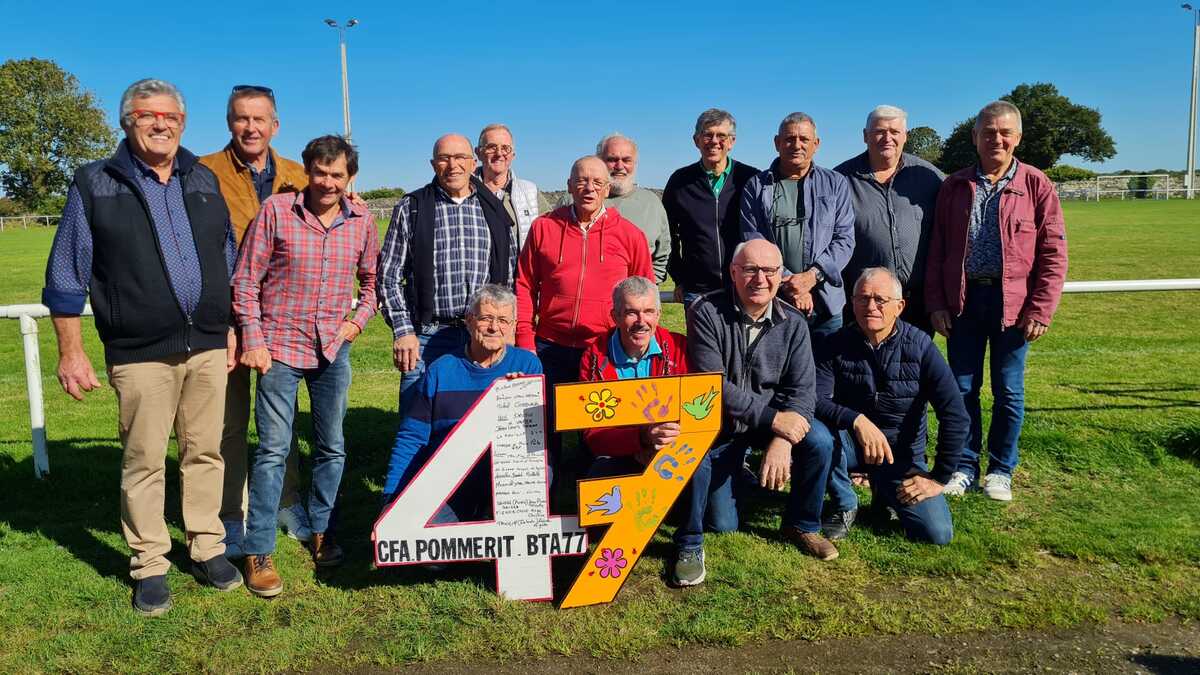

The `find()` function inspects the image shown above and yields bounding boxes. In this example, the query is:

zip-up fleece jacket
[199,143,307,243]
[663,159,759,294]
[578,326,689,457]
[925,162,1068,328]
[515,205,653,350]
[686,290,815,443]
[815,320,968,484]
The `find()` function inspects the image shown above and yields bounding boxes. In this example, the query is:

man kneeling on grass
[815,267,967,544]
[380,284,542,517]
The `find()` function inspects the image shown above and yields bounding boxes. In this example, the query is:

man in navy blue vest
[43,79,241,616]
[814,267,968,544]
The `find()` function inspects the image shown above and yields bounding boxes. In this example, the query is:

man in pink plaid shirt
[231,135,379,597]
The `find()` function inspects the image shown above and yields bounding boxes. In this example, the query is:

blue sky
[3,1,1197,191]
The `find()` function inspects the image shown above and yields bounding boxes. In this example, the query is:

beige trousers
[110,349,227,579]
[220,365,302,524]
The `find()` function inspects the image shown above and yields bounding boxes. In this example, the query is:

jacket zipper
[570,225,589,330]
[131,168,194,349]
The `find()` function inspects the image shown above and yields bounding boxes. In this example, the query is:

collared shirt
[232,191,380,369]
[704,157,734,196]
[607,330,663,379]
[736,299,775,347]
[131,154,207,316]
[571,204,607,231]
[243,151,276,204]
[378,185,518,338]
[965,158,1018,279]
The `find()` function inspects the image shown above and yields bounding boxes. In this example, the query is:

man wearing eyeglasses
[663,109,759,307]
[740,112,855,350]
[378,134,518,416]
[43,78,241,615]
[680,239,837,587]
[474,123,550,249]
[516,156,653,502]
[380,285,541,514]
[814,267,966,544]
[200,85,313,556]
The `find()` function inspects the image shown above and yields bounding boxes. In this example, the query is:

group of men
[42,75,1068,615]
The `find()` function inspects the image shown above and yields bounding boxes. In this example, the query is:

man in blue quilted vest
[814,267,968,544]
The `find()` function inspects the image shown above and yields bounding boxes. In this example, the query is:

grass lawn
[0,199,1197,673]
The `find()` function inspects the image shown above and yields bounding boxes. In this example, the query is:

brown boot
[781,525,839,561]
[244,554,283,597]
[309,532,344,568]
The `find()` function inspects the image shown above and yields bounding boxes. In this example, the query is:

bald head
[730,238,783,315]
[732,238,783,267]
[567,155,611,222]
[430,133,476,197]
[569,155,607,181]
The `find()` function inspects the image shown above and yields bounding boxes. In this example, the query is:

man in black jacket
[43,78,242,616]
[663,108,759,306]
[815,267,967,544]
[680,239,838,587]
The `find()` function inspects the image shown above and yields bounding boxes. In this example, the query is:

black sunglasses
[231,84,275,101]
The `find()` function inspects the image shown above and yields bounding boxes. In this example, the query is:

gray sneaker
[822,509,857,541]
[277,502,313,542]
[673,548,706,587]
[942,471,975,497]
[983,473,1013,501]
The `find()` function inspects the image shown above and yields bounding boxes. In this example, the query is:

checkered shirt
[232,191,380,369]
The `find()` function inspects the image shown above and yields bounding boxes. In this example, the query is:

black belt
[967,277,999,286]
[430,317,466,328]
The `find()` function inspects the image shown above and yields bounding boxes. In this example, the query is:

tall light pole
[1184,5,1199,198]
[324,18,358,142]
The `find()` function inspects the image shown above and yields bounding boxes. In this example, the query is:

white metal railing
[0,215,60,231]
[4,277,1200,479]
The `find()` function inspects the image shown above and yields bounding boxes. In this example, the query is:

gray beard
[609,175,635,196]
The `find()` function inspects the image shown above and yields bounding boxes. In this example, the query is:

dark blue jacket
[815,320,967,483]
[663,159,759,294]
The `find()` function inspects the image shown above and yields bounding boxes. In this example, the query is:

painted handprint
[682,387,719,421]
[632,383,673,422]
[633,488,658,531]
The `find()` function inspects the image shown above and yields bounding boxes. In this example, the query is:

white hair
[854,267,903,298]
[119,79,185,128]
[596,132,638,157]
[866,105,907,130]
[466,284,516,317]
[476,123,513,148]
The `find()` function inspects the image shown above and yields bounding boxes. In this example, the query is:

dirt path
[398,620,1199,674]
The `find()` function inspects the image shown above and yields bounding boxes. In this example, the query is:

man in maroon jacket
[578,276,688,478]
[925,100,1068,502]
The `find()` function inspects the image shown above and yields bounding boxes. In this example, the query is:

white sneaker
[983,474,1013,502]
[942,471,975,497]
[277,502,313,542]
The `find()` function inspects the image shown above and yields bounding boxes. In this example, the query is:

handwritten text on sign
[372,376,587,601]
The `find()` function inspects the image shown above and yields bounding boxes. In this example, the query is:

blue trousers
[674,420,834,551]
[826,428,954,545]
[245,345,351,555]
[947,283,1030,480]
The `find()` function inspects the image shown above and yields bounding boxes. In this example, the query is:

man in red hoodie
[578,276,689,478]
[516,156,654,496]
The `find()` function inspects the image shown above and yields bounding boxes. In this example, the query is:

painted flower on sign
[595,547,628,578]
[584,388,620,422]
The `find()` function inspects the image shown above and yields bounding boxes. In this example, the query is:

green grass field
[0,200,1197,673]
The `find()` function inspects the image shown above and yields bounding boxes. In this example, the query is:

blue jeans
[947,283,1030,480]
[827,429,954,545]
[675,421,834,551]
[245,345,351,555]
[398,323,468,416]
[428,461,493,524]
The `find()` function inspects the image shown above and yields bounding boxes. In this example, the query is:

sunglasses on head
[231,84,275,101]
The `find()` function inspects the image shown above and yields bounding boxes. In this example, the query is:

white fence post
[19,314,50,478]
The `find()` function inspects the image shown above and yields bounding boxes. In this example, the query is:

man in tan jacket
[199,85,310,556]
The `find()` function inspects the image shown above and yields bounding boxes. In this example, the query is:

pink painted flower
[594,547,628,579]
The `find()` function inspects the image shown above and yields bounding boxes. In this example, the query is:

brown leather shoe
[781,525,839,561]
[309,532,344,568]
[244,554,283,597]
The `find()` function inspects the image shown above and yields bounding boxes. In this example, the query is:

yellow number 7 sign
[555,373,722,608]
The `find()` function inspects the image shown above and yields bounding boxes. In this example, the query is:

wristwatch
[808,266,825,283]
